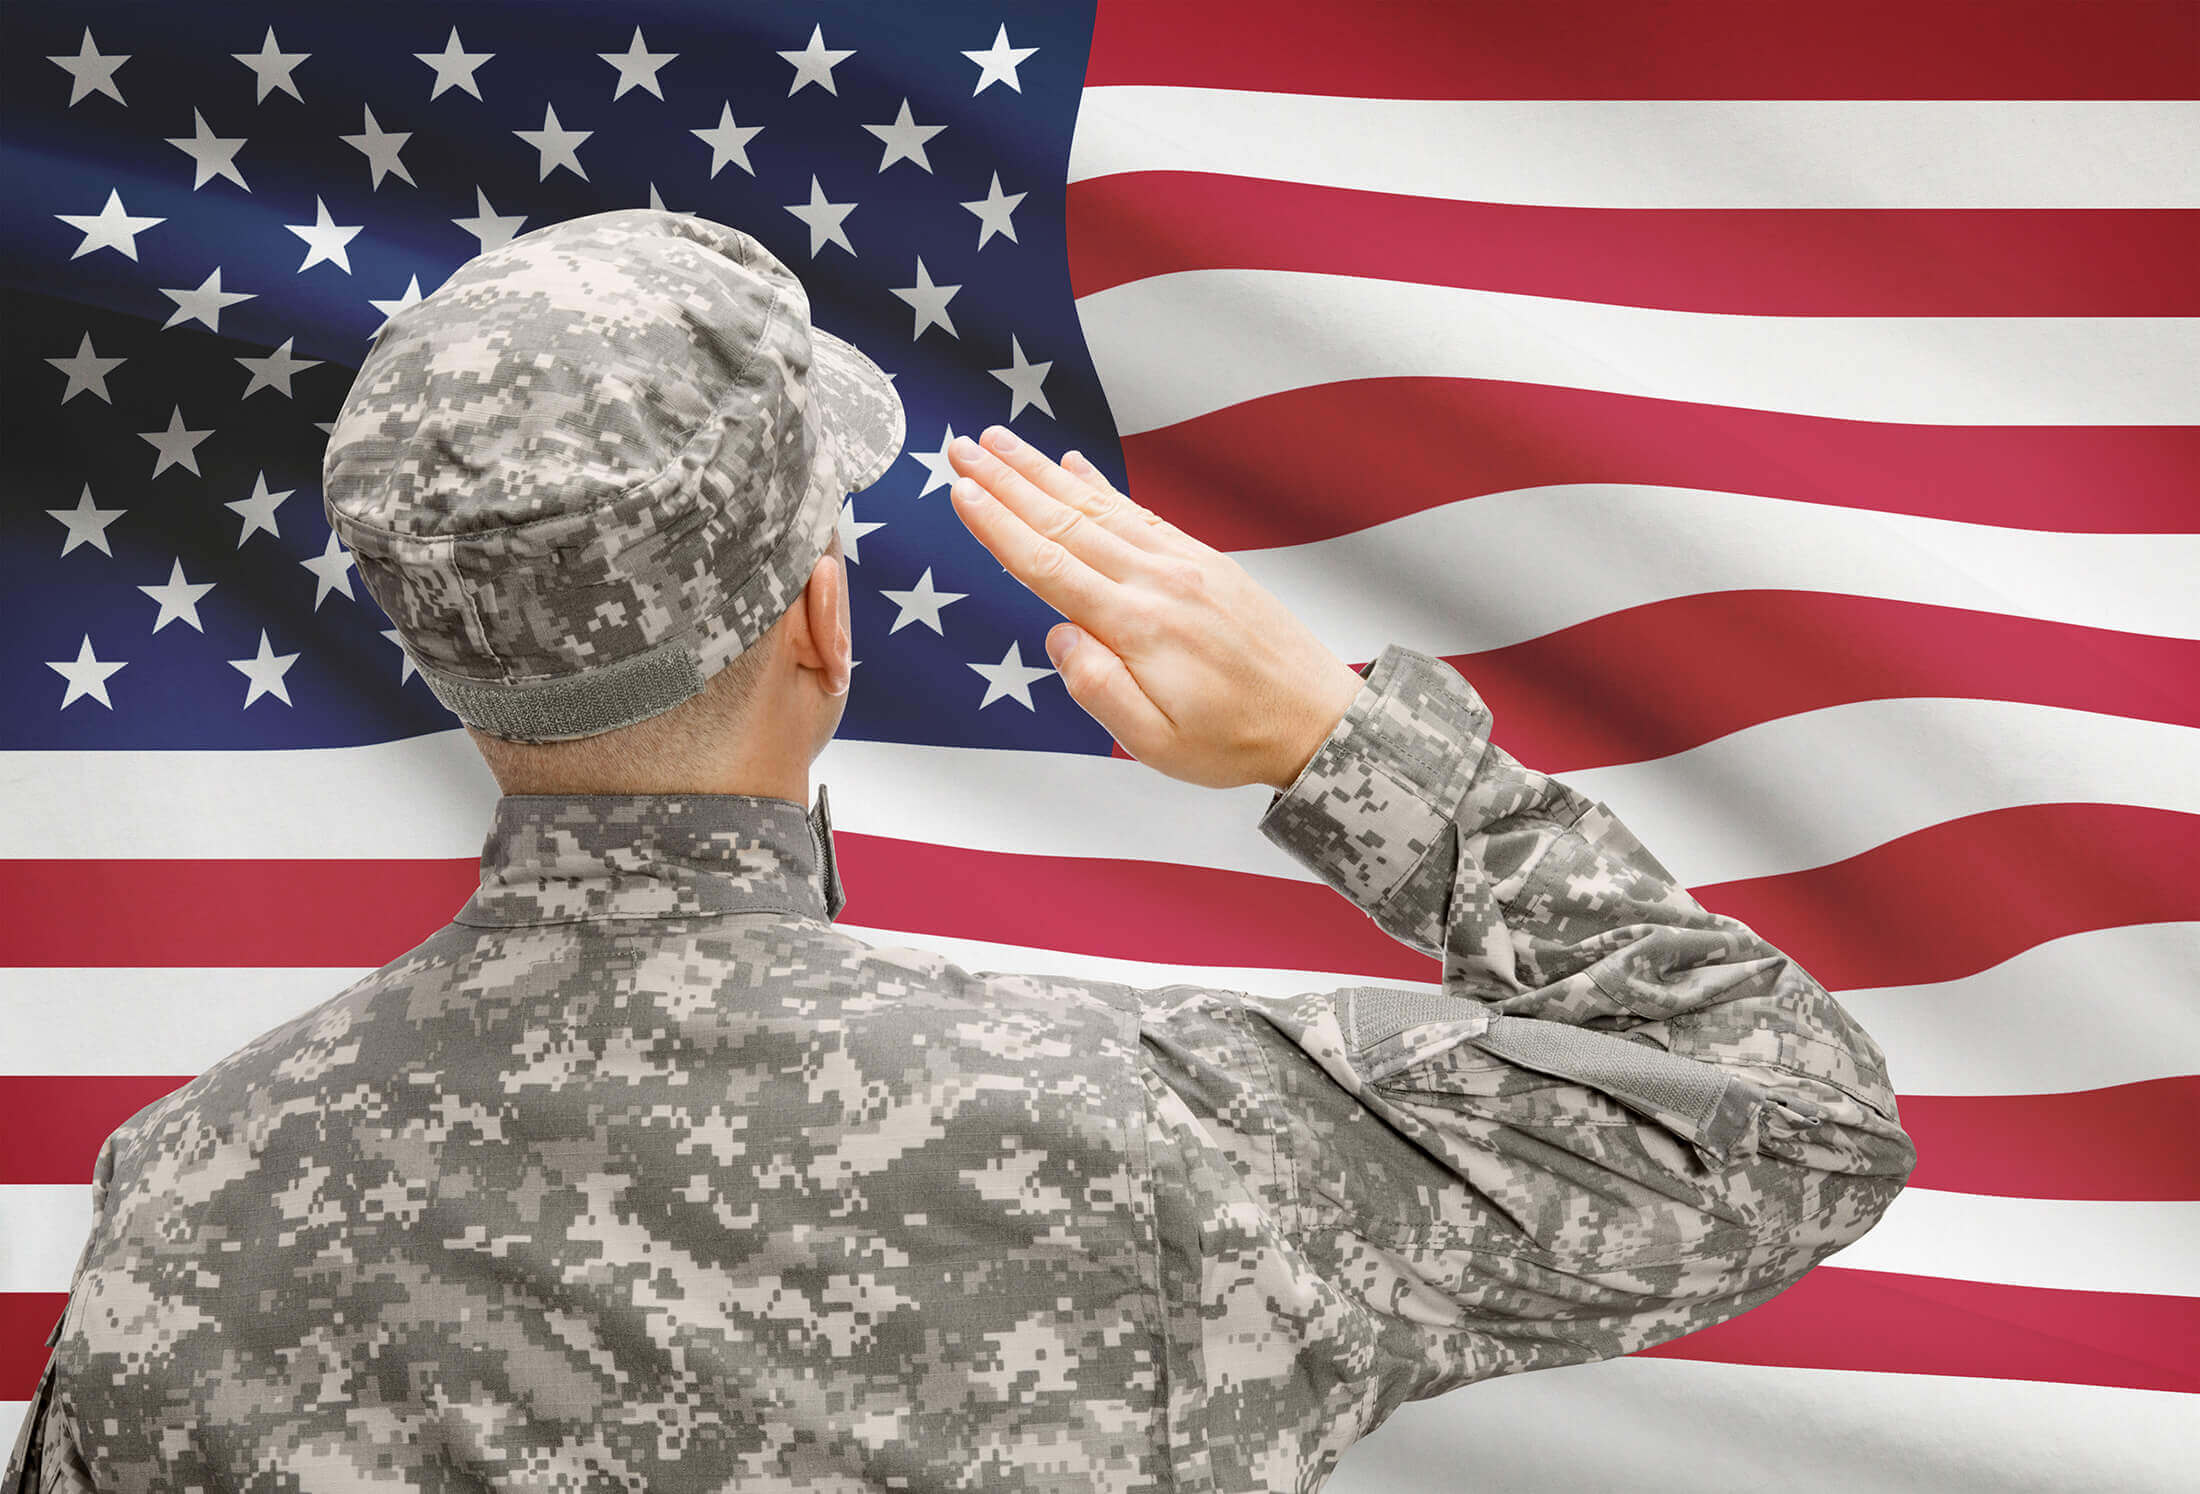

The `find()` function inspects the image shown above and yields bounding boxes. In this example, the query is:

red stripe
[1431,594,2200,776]
[3,798,2191,986]
[4,802,2194,991]
[1084,0,2200,100]
[1643,1266,2200,1394]
[6,1265,2193,1397]
[6,1070,2192,1201]
[0,856,479,967]
[0,842,1410,972]
[1697,802,2200,992]
[1113,379,2195,551]
[0,1076,192,1185]
[1068,175,2200,315]
[1897,1080,2200,1202]
[2,1295,66,1399]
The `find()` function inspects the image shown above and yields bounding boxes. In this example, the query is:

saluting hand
[946,426,1369,793]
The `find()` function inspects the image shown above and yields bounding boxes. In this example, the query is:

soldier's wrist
[1266,660,1371,793]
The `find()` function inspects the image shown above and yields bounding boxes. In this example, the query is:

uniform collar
[454,783,846,928]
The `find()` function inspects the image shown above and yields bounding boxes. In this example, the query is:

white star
[968,640,1056,711]
[158,267,256,333]
[225,472,295,546]
[906,424,973,497]
[963,24,1038,95]
[139,406,213,477]
[888,257,961,340]
[646,182,690,215]
[989,335,1055,420]
[600,27,677,99]
[368,274,427,336]
[229,629,301,708]
[861,99,945,173]
[879,566,969,636]
[452,186,527,254]
[514,103,590,181]
[341,104,414,188]
[778,23,854,97]
[47,635,127,711]
[48,29,128,108]
[416,27,492,100]
[47,484,126,556]
[237,337,320,399]
[234,27,309,103]
[301,532,358,609]
[838,496,885,566]
[963,171,1026,249]
[48,333,125,404]
[784,175,857,258]
[54,189,163,261]
[380,628,421,685]
[165,108,249,190]
[138,558,217,634]
[691,102,762,178]
[284,195,361,273]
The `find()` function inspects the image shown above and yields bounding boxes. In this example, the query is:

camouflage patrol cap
[321,207,905,743]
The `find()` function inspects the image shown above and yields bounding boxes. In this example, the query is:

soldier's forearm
[1255,642,1915,1184]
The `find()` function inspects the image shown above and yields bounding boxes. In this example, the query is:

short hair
[466,528,839,794]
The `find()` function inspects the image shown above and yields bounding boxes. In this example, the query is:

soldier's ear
[793,539,849,693]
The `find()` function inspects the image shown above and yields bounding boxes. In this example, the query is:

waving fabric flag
[4,0,2196,1485]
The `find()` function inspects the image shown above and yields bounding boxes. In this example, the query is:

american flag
[5,0,2196,1484]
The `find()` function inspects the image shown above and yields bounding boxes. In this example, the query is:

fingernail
[952,435,979,459]
[985,425,1020,451]
[1047,627,1082,666]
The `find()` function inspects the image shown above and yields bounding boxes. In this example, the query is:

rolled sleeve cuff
[1257,643,1495,917]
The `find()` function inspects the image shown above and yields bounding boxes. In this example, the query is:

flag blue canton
[3,0,1115,753]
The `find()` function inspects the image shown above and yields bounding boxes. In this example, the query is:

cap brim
[809,325,906,495]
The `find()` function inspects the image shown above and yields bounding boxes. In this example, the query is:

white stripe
[0,968,379,1075]
[6,696,2196,889]
[1830,1189,2199,1296]
[1233,485,2200,650]
[1329,1354,2199,1494]
[1824,922,2200,1099]
[1067,92,2200,209]
[4,1172,2191,1297]
[5,1187,88,1292]
[1567,696,2200,886]
[6,922,2197,1098]
[1076,269,2199,427]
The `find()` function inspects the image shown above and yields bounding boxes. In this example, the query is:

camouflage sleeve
[1122,643,1917,1469]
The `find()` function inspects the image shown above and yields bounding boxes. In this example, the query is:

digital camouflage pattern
[320,207,906,743]
[7,644,1917,1492]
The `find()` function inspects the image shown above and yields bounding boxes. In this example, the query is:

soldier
[8,208,1915,1493]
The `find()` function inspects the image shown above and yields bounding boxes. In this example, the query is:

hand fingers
[1045,622,1174,762]
[951,429,1178,569]
[947,455,1133,634]
[1059,449,1218,562]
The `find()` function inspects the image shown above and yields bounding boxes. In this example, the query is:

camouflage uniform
[7,208,1915,1492]
[5,644,1916,1490]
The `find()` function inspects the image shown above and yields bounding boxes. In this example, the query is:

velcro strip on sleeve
[1350,988,1764,1163]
